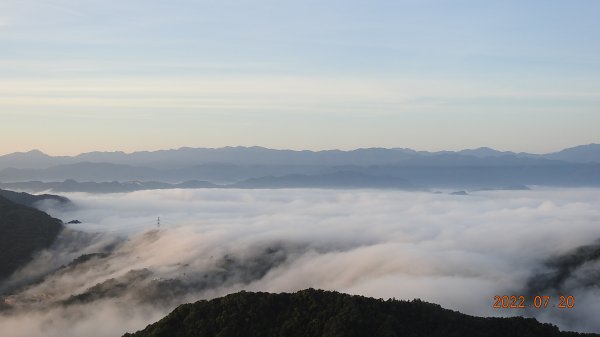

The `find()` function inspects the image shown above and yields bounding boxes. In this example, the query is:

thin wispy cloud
[2,75,598,115]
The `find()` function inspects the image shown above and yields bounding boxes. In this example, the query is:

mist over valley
[2,186,600,336]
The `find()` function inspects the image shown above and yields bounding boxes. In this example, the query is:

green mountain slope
[124,289,597,337]
[0,195,63,281]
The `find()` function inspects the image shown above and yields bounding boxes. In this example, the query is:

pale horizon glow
[1,0,599,155]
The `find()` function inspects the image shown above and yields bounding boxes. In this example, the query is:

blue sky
[1,0,599,155]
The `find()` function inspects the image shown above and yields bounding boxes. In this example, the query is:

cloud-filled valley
[2,188,600,336]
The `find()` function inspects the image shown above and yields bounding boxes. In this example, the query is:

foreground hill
[0,195,64,281]
[124,289,596,337]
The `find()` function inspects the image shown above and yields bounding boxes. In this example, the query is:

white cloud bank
[2,188,600,336]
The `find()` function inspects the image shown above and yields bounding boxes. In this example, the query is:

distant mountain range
[2,144,600,171]
[124,289,597,337]
[0,172,418,193]
[232,171,418,189]
[0,144,599,189]
[0,180,218,193]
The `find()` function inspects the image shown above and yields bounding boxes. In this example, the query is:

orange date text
[492,295,575,309]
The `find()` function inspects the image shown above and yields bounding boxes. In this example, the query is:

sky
[1,0,599,155]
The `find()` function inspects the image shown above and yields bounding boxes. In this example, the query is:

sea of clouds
[1,188,600,336]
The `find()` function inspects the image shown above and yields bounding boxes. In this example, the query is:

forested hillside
[0,195,63,281]
[124,289,597,337]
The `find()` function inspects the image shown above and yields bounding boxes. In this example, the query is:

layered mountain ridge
[1,145,599,189]
[2,144,599,170]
